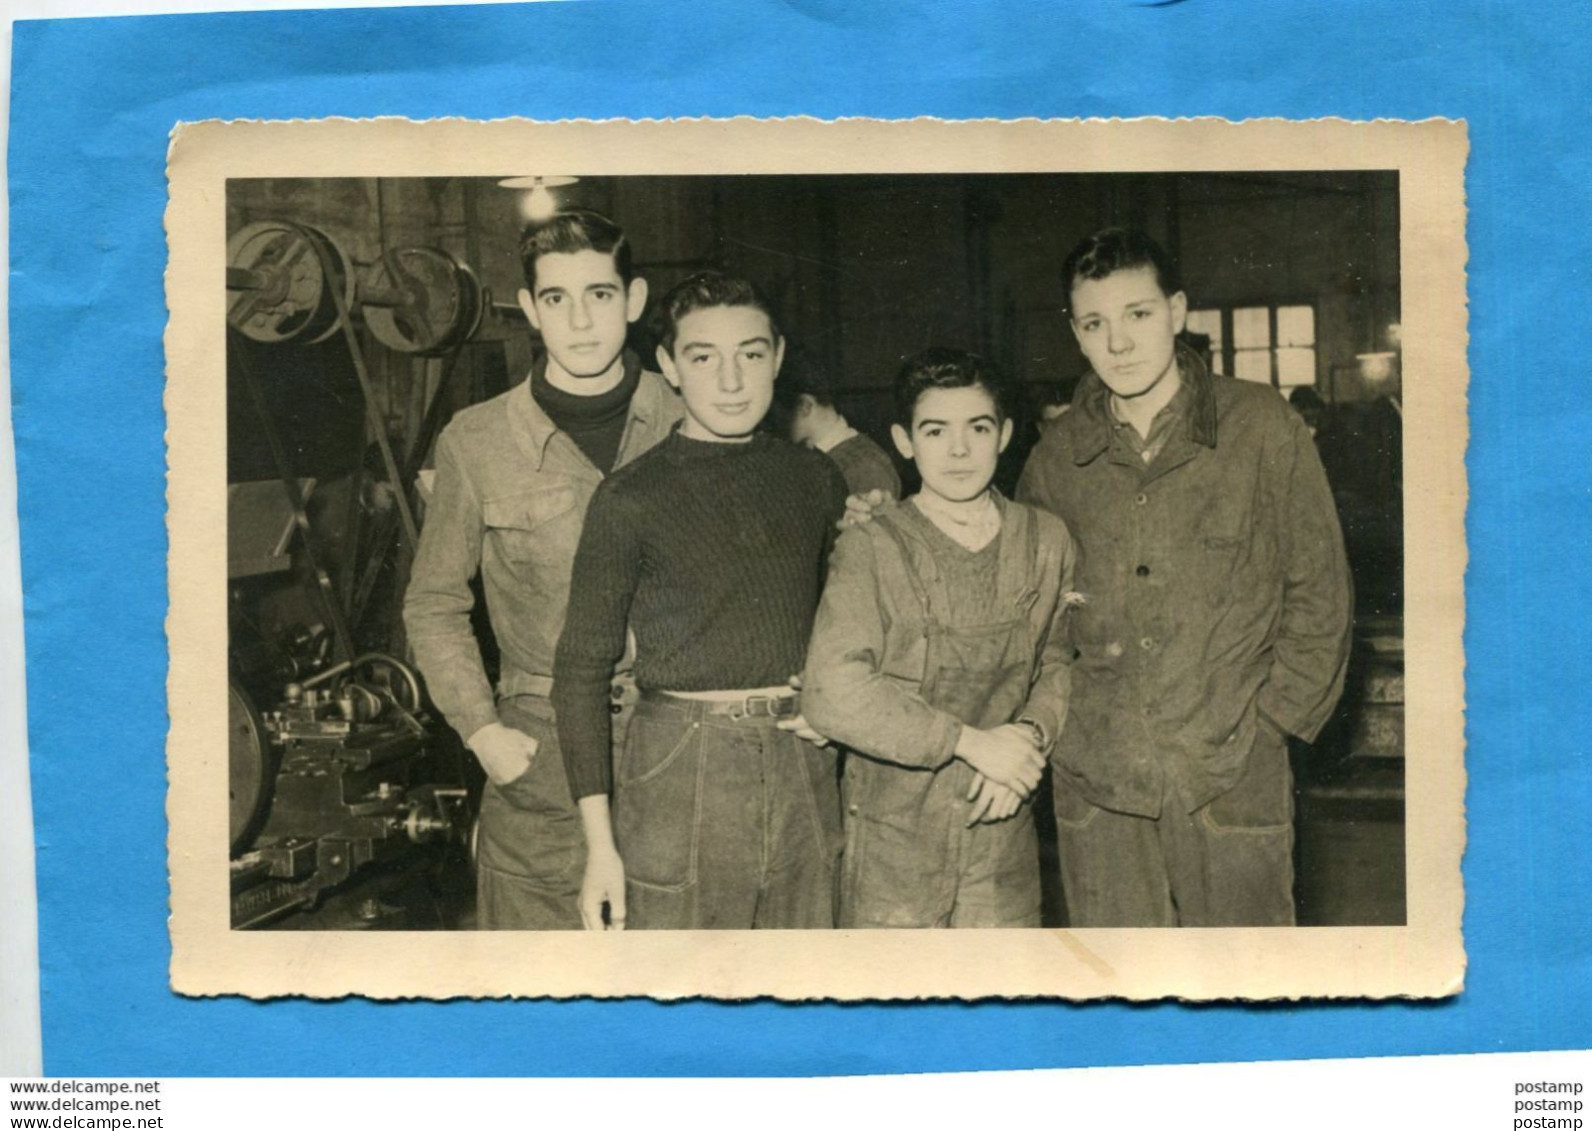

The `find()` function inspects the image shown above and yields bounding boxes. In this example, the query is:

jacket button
[609,704,623,715]
[847,804,859,816]
[610,684,624,701]
[1136,564,1150,577]
[1135,493,1148,506]
[1140,637,1156,650]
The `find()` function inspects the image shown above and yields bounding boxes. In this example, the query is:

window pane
[1186,309,1223,345]
[1278,305,1315,347]
[1184,309,1224,375]
[1277,346,1316,387]
[1234,348,1272,384]
[1233,306,1271,349]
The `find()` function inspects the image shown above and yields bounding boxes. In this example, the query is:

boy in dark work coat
[1016,229,1353,927]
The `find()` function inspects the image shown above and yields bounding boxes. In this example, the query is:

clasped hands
[956,723,1046,827]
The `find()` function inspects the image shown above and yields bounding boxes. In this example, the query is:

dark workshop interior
[225,171,1406,930]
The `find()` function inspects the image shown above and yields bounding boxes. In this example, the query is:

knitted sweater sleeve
[552,483,643,799]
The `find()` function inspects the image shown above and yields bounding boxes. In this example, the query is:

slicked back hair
[519,209,633,292]
[893,347,1011,429]
[1062,227,1181,311]
[656,271,782,356]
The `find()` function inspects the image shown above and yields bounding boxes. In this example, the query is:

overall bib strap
[877,499,1040,728]
[991,495,1043,620]
[873,509,942,633]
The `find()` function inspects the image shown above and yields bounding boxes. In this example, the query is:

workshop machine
[224,218,512,928]
[228,655,470,929]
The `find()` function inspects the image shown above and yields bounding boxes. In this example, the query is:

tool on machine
[228,653,469,929]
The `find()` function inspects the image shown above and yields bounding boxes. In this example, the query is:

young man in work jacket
[404,211,683,929]
[1016,228,1353,927]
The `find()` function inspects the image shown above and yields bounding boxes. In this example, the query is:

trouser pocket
[840,760,953,928]
[490,707,567,818]
[1050,769,1102,830]
[476,697,584,898]
[1202,724,1294,834]
[614,709,704,891]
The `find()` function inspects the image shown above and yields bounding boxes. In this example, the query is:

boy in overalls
[803,348,1077,928]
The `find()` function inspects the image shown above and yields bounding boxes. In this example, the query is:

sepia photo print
[167,117,1467,1001]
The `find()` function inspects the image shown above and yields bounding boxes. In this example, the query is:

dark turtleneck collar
[530,350,643,472]
[531,349,641,423]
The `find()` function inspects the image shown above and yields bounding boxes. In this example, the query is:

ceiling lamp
[498,175,580,223]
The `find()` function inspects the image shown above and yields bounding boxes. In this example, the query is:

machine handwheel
[228,680,273,856]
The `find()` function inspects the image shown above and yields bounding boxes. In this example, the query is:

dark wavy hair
[893,347,1011,428]
[518,209,633,292]
[656,271,782,355]
[1061,227,1181,311]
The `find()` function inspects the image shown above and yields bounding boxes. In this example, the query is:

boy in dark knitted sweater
[803,349,1077,928]
[553,272,848,930]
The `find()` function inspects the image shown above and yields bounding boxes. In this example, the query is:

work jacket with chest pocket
[403,357,684,745]
[1017,348,1353,820]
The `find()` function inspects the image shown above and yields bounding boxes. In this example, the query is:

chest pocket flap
[483,484,579,561]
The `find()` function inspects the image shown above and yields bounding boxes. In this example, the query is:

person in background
[776,347,902,499]
[1016,227,1352,927]
[1029,382,1074,435]
[1288,385,1327,440]
[803,348,1077,929]
[403,210,683,930]
[553,271,848,931]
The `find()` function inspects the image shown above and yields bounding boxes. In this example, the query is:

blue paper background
[10,0,1590,1077]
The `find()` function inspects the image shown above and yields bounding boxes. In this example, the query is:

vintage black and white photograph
[168,118,1466,1000]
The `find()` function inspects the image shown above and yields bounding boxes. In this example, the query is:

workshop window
[1185,308,1224,375]
[1275,304,1318,396]
[1190,304,1316,395]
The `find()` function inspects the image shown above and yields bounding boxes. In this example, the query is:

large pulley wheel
[229,681,273,856]
[226,221,354,345]
[364,247,486,356]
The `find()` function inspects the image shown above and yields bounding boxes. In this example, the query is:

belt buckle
[727,693,796,721]
[738,694,772,721]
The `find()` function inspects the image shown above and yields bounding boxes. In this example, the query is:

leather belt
[649,689,801,721]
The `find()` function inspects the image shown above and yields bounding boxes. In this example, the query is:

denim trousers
[613,693,844,930]
[1052,723,1296,927]
[475,694,585,930]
